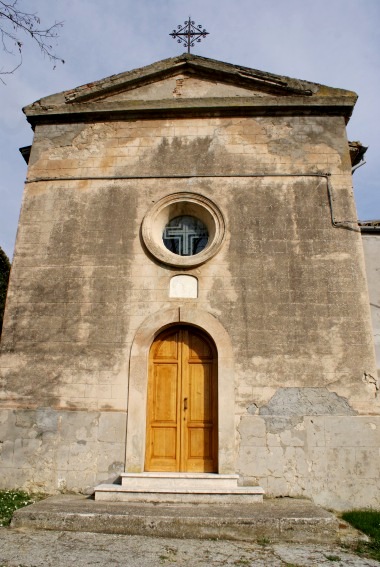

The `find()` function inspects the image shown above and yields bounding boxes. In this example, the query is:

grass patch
[342,509,380,561]
[0,490,43,527]
[257,537,271,546]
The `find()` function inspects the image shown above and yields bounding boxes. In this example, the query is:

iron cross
[170,17,209,53]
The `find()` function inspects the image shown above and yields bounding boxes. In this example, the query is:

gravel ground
[0,528,379,567]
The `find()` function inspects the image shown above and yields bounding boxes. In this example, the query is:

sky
[1,0,379,259]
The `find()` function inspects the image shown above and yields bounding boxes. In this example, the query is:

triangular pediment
[61,54,317,104]
[23,53,358,125]
[99,73,279,102]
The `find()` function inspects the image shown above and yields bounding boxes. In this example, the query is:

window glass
[163,215,208,256]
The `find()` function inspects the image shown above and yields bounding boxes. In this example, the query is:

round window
[162,215,208,256]
[142,192,225,268]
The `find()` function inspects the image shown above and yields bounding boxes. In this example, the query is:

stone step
[11,495,345,544]
[120,472,240,489]
[94,483,264,504]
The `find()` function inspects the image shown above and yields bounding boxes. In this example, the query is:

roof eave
[24,95,357,128]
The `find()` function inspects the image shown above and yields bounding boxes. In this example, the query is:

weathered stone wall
[0,409,126,493]
[238,389,380,510]
[362,233,380,372]
[0,113,378,507]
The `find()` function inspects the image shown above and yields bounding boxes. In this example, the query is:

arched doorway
[125,307,235,475]
[145,325,218,473]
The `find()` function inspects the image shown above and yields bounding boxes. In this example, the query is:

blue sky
[1,0,379,258]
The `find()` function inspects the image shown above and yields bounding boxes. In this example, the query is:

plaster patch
[259,387,356,418]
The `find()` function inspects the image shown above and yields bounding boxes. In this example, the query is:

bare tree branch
[0,0,64,81]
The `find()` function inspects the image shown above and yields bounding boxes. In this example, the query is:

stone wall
[0,112,378,508]
[238,388,380,510]
[0,409,126,493]
[362,233,380,373]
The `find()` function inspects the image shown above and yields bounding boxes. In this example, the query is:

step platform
[11,494,347,544]
[94,473,265,504]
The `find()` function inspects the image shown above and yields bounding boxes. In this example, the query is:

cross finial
[170,17,209,54]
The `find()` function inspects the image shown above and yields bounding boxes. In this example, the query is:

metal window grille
[163,216,208,256]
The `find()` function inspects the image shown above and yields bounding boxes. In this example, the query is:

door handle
[184,397,188,411]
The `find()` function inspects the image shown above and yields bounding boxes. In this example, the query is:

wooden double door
[145,326,218,472]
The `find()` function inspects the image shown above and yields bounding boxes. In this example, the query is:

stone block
[56,444,70,471]
[68,441,98,472]
[238,416,266,446]
[305,416,325,447]
[266,476,289,496]
[279,429,305,447]
[307,447,329,477]
[59,469,97,493]
[0,440,15,465]
[239,446,285,478]
[354,448,380,478]
[98,412,127,443]
[324,416,380,447]
[97,444,125,474]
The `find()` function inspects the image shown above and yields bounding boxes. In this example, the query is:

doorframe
[125,306,235,474]
[145,326,218,473]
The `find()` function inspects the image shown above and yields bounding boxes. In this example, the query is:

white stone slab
[169,275,198,298]
[120,472,240,489]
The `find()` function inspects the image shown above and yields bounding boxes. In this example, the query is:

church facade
[0,54,378,510]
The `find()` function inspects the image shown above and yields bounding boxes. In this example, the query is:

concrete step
[120,472,240,489]
[94,483,264,503]
[11,495,344,544]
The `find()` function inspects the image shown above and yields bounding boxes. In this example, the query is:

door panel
[152,428,177,459]
[145,326,217,472]
[153,365,178,422]
[155,334,178,359]
[188,332,212,359]
[189,364,212,421]
[188,428,212,459]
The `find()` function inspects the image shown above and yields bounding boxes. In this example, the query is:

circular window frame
[142,193,226,268]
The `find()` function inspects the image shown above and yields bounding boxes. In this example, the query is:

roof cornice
[23,53,358,126]
[24,95,357,128]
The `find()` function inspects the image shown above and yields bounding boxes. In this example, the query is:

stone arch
[125,306,235,474]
